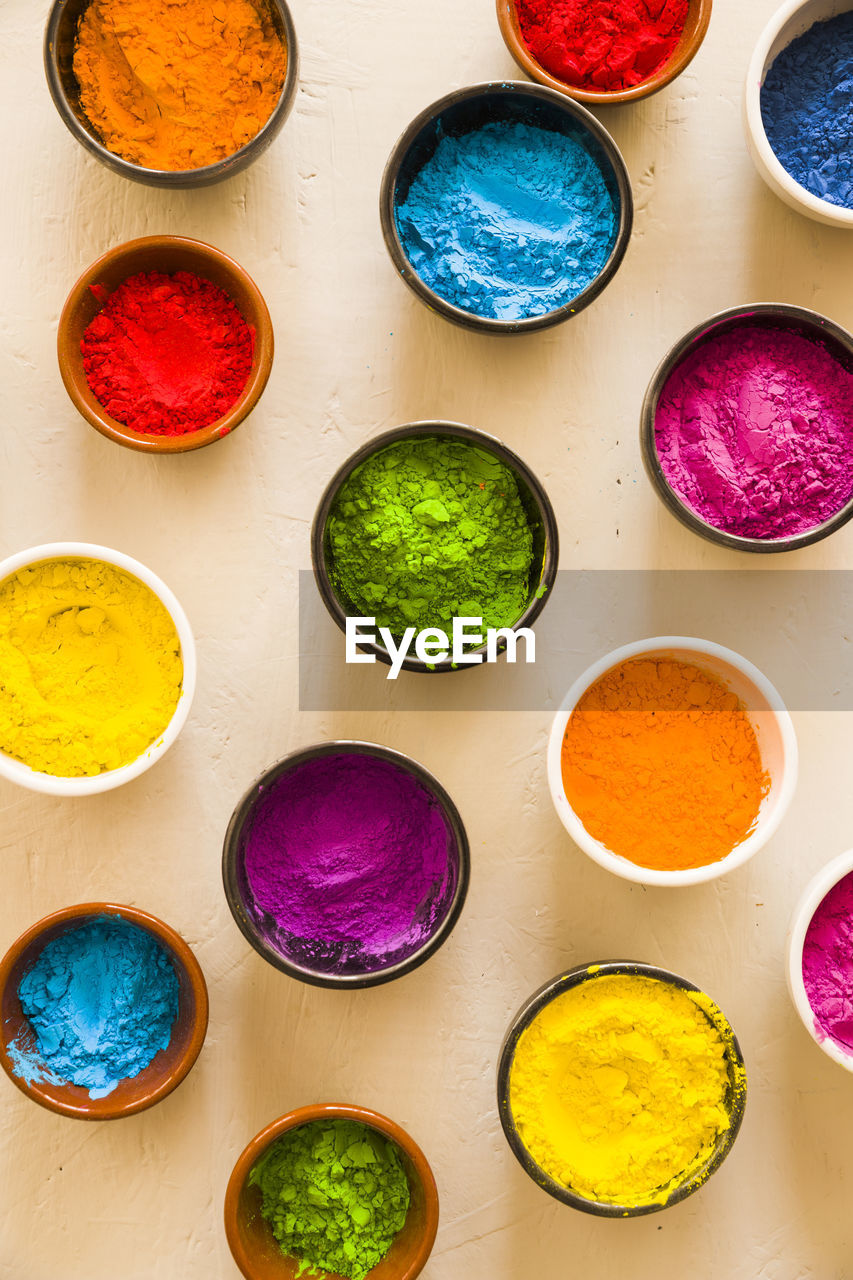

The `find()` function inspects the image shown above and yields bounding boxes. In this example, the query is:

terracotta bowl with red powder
[58,235,274,454]
[497,0,713,106]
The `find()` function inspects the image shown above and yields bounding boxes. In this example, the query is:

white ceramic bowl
[787,848,853,1071]
[744,0,853,229]
[547,637,799,886]
[0,542,196,796]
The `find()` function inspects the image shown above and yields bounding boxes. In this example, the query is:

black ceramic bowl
[44,0,299,188]
[222,741,470,990]
[497,961,747,1217]
[311,420,559,674]
[380,81,633,335]
[640,304,853,553]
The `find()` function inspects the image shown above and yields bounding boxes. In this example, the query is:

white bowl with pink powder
[788,849,853,1071]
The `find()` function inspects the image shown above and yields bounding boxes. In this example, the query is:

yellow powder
[0,559,183,777]
[73,0,287,171]
[509,973,744,1208]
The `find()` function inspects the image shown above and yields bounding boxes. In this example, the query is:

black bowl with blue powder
[380,82,633,334]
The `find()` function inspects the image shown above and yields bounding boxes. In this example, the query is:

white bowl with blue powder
[745,0,853,228]
[380,82,633,333]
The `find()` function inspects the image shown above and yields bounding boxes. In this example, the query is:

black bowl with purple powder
[222,742,470,989]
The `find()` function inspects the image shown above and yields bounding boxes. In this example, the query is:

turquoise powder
[9,916,179,1099]
[395,118,619,321]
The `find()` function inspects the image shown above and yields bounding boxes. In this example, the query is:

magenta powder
[241,752,459,975]
[802,870,853,1052]
[654,324,853,539]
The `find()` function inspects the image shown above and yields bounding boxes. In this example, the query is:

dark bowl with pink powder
[640,304,853,553]
[222,742,470,989]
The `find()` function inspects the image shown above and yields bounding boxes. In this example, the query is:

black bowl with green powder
[225,1103,439,1280]
[312,421,559,674]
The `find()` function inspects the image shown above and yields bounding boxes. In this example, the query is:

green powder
[327,437,537,639]
[250,1119,410,1280]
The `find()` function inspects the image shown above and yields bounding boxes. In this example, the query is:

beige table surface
[3,0,853,1276]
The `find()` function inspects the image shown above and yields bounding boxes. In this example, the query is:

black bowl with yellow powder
[311,421,559,675]
[45,0,299,188]
[497,961,747,1217]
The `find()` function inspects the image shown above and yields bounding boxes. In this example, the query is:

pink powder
[654,324,853,539]
[802,870,853,1052]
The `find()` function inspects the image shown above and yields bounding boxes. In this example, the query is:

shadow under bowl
[222,741,470,989]
[224,1103,439,1280]
[0,902,208,1119]
[497,960,747,1216]
[58,235,274,454]
[310,421,559,674]
[44,0,299,188]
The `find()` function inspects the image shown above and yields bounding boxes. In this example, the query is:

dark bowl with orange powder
[546,636,798,886]
[58,235,274,454]
[44,0,298,188]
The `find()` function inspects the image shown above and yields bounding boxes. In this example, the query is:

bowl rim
[57,234,275,454]
[379,80,634,335]
[310,419,560,673]
[786,847,853,1072]
[0,901,209,1120]
[0,541,196,795]
[496,961,747,1216]
[546,635,799,886]
[222,739,471,989]
[43,0,300,189]
[639,302,853,552]
[224,1102,439,1280]
[744,0,853,228]
[495,0,713,106]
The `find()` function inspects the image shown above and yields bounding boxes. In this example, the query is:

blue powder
[10,917,179,1099]
[395,119,619,321]
[761,12,853,209]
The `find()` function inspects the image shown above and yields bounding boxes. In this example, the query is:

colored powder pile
[515,0,689,92]
[803,870,853,1052]
[327,437,536,640]
[81,271,254,436]
[9,917,179,1099]
[509,973,742,1207]
[395,119,619,321]
[561,658,769,872]
[761,13,853,210]
[654,325,853,539]
[242,753,458,974]
[73,0,286,171]
[0,558,183,777]
[250,1119,410,1280]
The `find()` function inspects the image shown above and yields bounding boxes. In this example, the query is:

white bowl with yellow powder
[497,962,747,1216]
[0,543,195,796]
[547,636,798,887]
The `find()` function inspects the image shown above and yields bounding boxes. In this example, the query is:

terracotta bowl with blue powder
[0,903,208,1119]
[380,82,633,333]
[222,742,470,989]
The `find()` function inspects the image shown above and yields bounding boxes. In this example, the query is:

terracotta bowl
[225,1103,439,1280]
[0,903,208,1119]
[496,0,713,106]
[57,235,274,454]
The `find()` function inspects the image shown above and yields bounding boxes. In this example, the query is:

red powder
[515,0,689,92]
[81,270,255,436]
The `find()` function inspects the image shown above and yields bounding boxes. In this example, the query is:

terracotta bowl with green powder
[225,1103,439,1280]
[312,421,559,674]
[496,961,747,1217]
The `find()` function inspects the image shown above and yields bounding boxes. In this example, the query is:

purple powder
[654,324,853,539]
[803,870,853,1052]
[241,752,459,975]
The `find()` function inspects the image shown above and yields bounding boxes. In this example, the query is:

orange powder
[560,658,769,871]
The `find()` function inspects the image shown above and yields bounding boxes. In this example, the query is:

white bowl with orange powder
[547,637,798,886]
[0,543,196,797]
